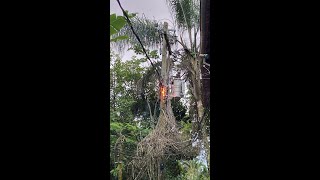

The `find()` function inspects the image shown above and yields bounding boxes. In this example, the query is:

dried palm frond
[127,100,199,180]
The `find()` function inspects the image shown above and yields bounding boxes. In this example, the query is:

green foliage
[166,0,200,29]
[128,45,160,59]
[180,121,192,135]
[110,35,128,42]
[110,51,154,179]
[162,159,209,180]
[110,13,127,37]
[172,100,188,122]
[163,159,181,179]
[110,122,123,133]
[110,1,212,179]
[111,15,162,53]
[110,12,137,43]
[110,49,198,179]
[175,160,209,180]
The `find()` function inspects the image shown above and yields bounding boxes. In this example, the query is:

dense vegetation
[110,0,210,179]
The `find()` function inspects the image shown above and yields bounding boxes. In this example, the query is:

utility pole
[200,0,210,109]
[158,21,170,180]
[200,0,211,176]
[160,22,169,110]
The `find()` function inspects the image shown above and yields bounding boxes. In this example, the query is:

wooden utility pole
[160,22,169,110]
[158,21,170,180]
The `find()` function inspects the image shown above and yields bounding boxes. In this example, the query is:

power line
[116,0,162,83]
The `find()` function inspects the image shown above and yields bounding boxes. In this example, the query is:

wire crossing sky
[110,0,175,60]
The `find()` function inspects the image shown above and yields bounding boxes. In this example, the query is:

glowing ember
[160,85,166,100]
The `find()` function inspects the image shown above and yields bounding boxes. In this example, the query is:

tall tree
[111,0,210,177]
[110,52,152,180]
[165,0,210,172]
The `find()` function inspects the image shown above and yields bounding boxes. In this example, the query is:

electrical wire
[116,0,162,83]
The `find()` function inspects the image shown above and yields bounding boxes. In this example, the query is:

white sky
[110,0,174,60]
[110,0,173,22]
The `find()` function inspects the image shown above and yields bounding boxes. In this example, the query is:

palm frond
[111,15,163,53]
[166,0,200,30]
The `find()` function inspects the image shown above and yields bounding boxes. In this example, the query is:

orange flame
[160,86,166,100]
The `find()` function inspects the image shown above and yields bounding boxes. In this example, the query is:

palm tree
[165,0,210,173]
[111,0,210,175]
[111,15,163,54]
[166,0,200,52]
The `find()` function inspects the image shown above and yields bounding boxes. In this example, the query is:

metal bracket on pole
[199,53,209,58]
[199,54,210,67]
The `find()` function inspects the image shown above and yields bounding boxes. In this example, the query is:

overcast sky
[110,0,174,60]
[110,0,172,22]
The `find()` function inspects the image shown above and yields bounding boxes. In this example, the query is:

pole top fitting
[199,53,209,58]
[199,53,209,61]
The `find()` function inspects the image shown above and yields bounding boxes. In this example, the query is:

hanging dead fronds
[127,100,199,180]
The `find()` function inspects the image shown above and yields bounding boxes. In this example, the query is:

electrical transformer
[170,78,184,99]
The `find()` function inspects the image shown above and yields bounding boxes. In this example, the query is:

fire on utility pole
[160,22,169,110]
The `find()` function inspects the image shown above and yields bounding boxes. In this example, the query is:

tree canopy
[110,1,210,179]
